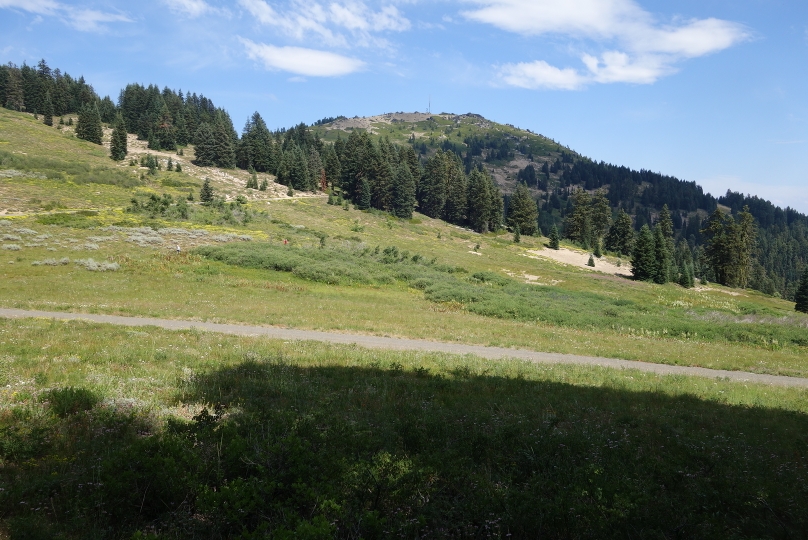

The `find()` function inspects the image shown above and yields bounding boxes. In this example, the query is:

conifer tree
[587,254,595,267]
[565,188,592,246]
[513,224,521,243]
[156,103,176,151]
[391,162,416,219]
[590,189,611,241]
[193,123,217,166]
[443,153,467,224]
[593,238,602,258]
[466,168,491,233]
[43,91,54,126]
[323,145,342,191]
[213,120,236,168]
[507,182,538,236]
[199,177,214,204]
[308,147,325,192]
[549,225,560,249]
[419,150,449,218]
[76,103,103,144]
[795,267,808,313]
[605,209,634,256]
[653,225,671,284]
[110,114,128,161]
[632,225,656,281]
[356,177,371,210]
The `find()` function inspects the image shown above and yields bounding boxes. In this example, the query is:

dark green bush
[41,386,99,418]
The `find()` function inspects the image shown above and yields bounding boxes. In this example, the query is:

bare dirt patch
[526,247,629,276]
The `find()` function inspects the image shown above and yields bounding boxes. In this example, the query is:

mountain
[1,59,806,299]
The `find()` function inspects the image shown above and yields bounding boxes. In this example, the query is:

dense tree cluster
[631,205,695,287]
[700,206,757,289]
[0,60,98,118]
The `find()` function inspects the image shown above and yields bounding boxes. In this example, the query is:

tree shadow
[3,358,808,539]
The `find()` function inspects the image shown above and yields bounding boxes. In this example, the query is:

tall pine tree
[110,114,128,161]
[42,90,54,126]
[507,182,539,236]
[391,163,416,219]
[75,103,102,144]
[193,123,217,166]
[632,225,656,281]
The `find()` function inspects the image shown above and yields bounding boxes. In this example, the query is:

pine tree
[466,168,491,233]
[110,114,128,161]
[199,177,214,204]
[419,150,448,218]
[213,120,236,168]
[587,254,595,267]
[259,178,268,191]
[593,238,602,258]
[564,189,592,246]
[653,225,671,284]
[443,153,467,225]
[590,189,611,241]
[43,91,54,126]
[605,209,634,256]
[513,224,521,243]
[356,177,371,210]
[507,182,538,236]
[549,225,560,249]
[193,123,217,166]
[323,145,342,191]
[307,146,325,192]
[147,129,159,150]
[795,267,808,313]
[76,103,103,144]
[632,225,656,281]
[391,163,416,219]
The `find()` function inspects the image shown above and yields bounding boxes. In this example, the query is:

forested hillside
[1,59,806,299]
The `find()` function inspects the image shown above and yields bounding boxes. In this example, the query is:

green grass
[3,106,808,538]
[1,318,807,538]
[1,197,807,377]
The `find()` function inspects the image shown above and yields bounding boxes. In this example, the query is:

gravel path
[2,308,807,388]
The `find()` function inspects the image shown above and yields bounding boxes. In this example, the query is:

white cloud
[0,0,131,32]
[462,0,749,88]
[499,60,585,90]
[0,0,60,15]
[163,0,213,18]
[238,0,410,48]
[63,8,132,32]
[240,37,366,76]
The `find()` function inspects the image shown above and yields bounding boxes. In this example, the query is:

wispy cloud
[0,0,60,15]
[238,0,410,49]
[162,0,214,18]
[240,37,366,76]
[462,0,749,88]
[63,8,132,32]
[0,0,131,32]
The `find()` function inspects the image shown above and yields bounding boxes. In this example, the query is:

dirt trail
[2,308,807,388]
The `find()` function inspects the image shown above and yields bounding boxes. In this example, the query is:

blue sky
[2,0,807,212]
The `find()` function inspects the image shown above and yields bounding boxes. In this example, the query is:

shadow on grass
[3,358,808,539]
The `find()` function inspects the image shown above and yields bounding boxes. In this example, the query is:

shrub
[41,387,99,418]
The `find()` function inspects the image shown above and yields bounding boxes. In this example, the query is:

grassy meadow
[1,319,808,538]
[1,107,808,538]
